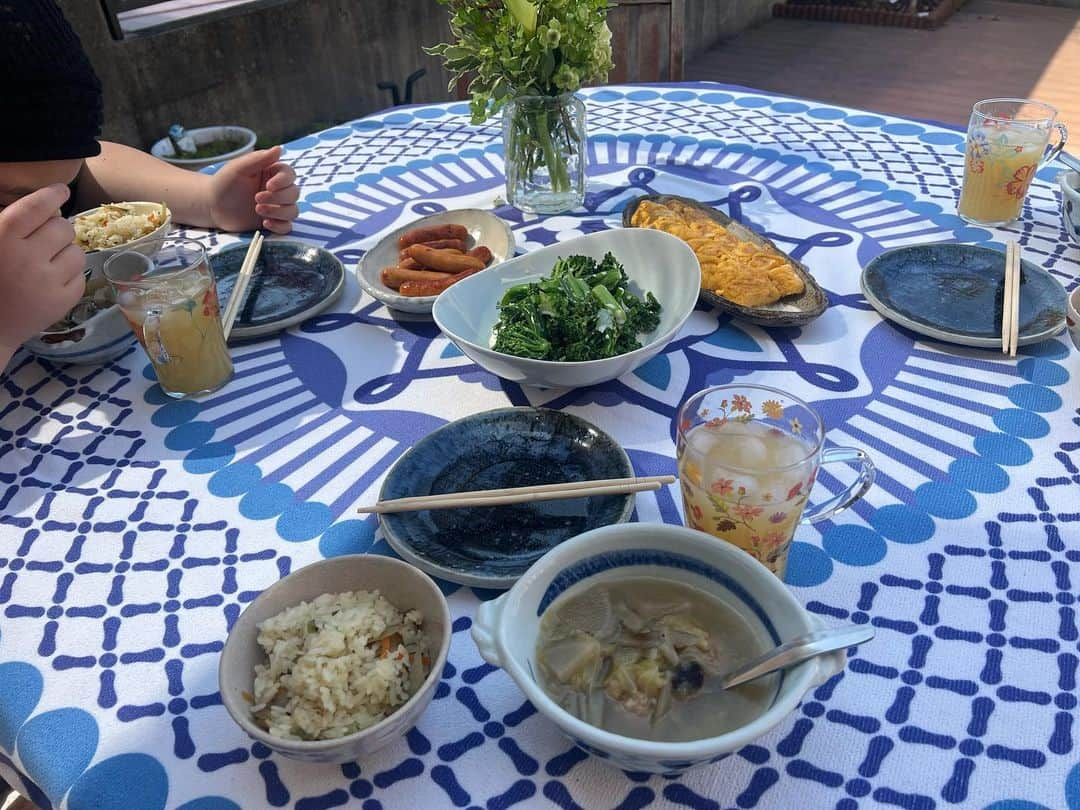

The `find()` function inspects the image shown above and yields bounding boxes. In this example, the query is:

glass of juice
[105,239,233,399]
[957,98,1068,226]
[676,384,875,578]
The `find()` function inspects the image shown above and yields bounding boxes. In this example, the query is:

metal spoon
[720,623,875,690]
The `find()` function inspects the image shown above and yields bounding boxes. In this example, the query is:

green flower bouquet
[429,0,614,212]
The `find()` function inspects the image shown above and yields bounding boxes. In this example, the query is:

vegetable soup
[535,578,778,742]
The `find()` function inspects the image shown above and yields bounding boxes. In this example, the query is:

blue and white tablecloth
[1,82,1079,810]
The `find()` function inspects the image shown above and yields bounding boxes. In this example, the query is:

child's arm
[75,141,299,233]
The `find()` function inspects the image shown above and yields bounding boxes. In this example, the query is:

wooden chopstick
[1002,241,1016,355]
[1002,240,1022,357]
[1002,239,1019,356]
[358,474,676,514]
[221,232,264,340]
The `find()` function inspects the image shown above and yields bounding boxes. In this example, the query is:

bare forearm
[75,141,214,227]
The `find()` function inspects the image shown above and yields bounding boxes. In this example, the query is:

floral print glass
[958,98,1067,227]
[676,384,875,579]
[105,239,233,398]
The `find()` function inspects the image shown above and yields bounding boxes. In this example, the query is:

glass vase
[503,93,586,214]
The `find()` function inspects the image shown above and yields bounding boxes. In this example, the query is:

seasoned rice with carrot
[251,590,428,741]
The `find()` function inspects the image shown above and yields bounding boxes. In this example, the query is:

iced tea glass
[676,384,875,578]
[105,239,233,398]
[957,98,1068,226]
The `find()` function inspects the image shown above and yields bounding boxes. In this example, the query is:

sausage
[400,255,454,272]
[399,267,481,297]
[380,266,454,290]
[406,244,485,273]
[398,238,465,257]
[397,224,469,249]
[467,245,493,266]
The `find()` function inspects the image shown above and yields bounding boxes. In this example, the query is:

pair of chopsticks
[221,232,265,340]
[1002,240,1021,358]
[357,474,676,514]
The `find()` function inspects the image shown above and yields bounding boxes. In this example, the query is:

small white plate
[356,209,516,314]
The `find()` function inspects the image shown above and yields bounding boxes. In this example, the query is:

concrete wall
[683,0,777,62]
[64,0,455,150]
[63,0,775,152]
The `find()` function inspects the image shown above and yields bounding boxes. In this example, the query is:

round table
[1,83,1078,810]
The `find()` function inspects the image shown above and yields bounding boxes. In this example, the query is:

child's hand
[0,184,86,357]
[208,146,299,234]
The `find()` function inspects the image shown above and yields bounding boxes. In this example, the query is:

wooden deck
[686,0,1080,129]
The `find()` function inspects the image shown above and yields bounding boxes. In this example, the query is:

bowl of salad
[432,228,700,389]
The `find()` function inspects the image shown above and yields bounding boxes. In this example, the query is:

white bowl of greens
[432,229,700,388]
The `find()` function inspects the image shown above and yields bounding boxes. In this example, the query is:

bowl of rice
[219,555,452,763]
[22,202,173,364]
[74,201,172,279]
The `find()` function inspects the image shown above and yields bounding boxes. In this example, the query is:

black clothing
[1,1,103,162]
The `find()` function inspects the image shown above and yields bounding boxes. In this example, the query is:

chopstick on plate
[357,474,677,514]
[1002,240,1021,358]
[221,232,265,340]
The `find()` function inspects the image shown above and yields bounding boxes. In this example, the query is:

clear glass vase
[503,93,586,214]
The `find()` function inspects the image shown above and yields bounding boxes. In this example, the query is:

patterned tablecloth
[1,83,1079,810]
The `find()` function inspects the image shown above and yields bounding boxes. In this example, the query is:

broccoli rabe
[492,252,662,361]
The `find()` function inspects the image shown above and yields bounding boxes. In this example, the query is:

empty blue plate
[861,244,1067,347]
[379,408,635,588]
[212,240,344,339]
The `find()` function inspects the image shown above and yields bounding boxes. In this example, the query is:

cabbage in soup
[535,578,777,742]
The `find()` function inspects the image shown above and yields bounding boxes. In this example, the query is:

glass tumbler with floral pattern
[105,239,233,399]
[676,384,875,579]
[957,98,1067,226]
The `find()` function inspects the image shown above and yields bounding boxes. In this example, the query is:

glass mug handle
[1042,123,1069,167]
[142,309,171,365]
[801,447,876,524]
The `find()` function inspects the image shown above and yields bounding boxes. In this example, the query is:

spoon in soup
[719,623,875,690]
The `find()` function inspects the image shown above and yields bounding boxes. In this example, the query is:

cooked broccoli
[492,252,662,362]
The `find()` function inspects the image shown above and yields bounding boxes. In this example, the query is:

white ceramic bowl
[356,209,516,314]
[472,522,847,774]
[219,555,452,763]
[1061,171,1080,244]
[1067,287,1080,352]
[23,203,172,364]
[433,229,700,388]
[74,201,172,281]
[151,126,257,171]
[23,305,134,365]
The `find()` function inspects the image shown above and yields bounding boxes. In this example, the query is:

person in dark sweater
[0,1,300,369]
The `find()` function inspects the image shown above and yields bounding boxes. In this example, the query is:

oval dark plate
[622,194,828,327]
[212,240,345,339]
[379,408,635,589]
[861,244,1067,347]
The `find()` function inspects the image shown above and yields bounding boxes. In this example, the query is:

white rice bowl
[251,589,428,741]
[73,202,169,252]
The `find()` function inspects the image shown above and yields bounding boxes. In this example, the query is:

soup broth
[535,578,777,742]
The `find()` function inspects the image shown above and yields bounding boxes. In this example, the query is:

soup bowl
[1067,286,1080,352]
[471,522,846,774]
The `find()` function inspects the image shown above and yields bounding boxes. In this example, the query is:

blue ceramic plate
[212,240,345,339]
[379,408,636,588]
[861,244,1067,347]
